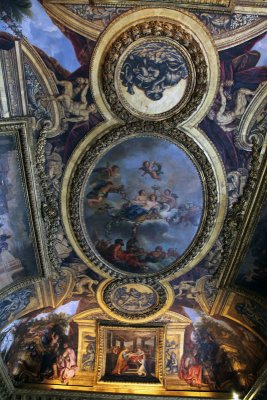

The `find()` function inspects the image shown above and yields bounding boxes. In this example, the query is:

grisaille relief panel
[116,39,191,117]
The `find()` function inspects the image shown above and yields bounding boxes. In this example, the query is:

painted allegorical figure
[201,33,267,172]
[84,137,203,274]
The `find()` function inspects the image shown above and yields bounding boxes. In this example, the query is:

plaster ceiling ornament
[96,278,173,322]
[105,33,197,122]
[99,19,209,123]
[61,8,228,319]
[90,7,220,127]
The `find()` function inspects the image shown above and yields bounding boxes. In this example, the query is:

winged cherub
[139,161,163,180]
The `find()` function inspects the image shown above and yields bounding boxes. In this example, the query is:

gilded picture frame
[0,119,49,297]
[96,322,165,385]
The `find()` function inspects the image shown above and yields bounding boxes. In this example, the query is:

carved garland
[69,125,218,280]
[103,20,207,123]
[35,119,61,272]
[102,278,168,320]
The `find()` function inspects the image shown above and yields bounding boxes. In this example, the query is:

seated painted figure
[120,42,188,101]
[122,193,160,221]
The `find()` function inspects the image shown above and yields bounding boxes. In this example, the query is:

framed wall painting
[0,120,49,296]
[96,322,165,385]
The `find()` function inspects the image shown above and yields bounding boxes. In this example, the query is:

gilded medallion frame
[96,278,174,323]
[103,19,207,124]
[112,36,196,121]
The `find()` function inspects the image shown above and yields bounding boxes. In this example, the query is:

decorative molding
[207,139,265,313]
[35,119,61,273]
[96,278,174,322]
[90,7,220,127]
[0,41,27,118]
[45,0,235,11]
[243,366,267,400]
[235,82,267,152]
[66,126,225,282]
[103,22,205,124]
[21,39,65,138]
[0,356,14,400]
[217,141,267,291]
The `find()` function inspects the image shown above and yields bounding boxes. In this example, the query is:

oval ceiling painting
[82,136,203,275]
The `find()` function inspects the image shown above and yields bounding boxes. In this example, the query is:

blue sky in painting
[21,0,80,71]
[0,0,80,72]
[83,137,204,272]
[252,33,267,66]
[32,301,80,321]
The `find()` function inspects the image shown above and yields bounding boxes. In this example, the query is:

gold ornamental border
[103,22,203,124]
[96,279,174,323]
[90,7,220,127]
[42,2,267,51]
[62,124,227,281]
[0,119,51,299]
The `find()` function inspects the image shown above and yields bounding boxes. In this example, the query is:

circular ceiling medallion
[103,20,206,123]
[91,7,220,125]
[114,37,195,120]
[96,278,173,322]
[65,126,225,280]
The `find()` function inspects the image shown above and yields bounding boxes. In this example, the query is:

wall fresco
[1,303,266,392]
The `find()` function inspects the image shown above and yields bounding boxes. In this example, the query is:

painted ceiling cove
[0,1,266,399]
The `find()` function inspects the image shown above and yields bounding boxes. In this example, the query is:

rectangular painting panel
[0,125,46,293]
[97,323,164,385]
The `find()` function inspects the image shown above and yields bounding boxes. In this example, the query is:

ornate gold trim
[90,7,219,127]
[236,82,267,151]
[47,0,235,11]
[103,25,201,123]
[21,39,64,138]
[42,2,103,41]
[215,18,267,50]
[243,366,267,400]
[96,279,174,323]
[63,125,227,281]
[217,142,267,290]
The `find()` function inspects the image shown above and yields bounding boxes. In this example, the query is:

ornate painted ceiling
[0,1,266,399]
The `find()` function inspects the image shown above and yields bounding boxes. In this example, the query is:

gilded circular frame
[96,278,174,323]
[113,36,196,121]
[103,19,207,124]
